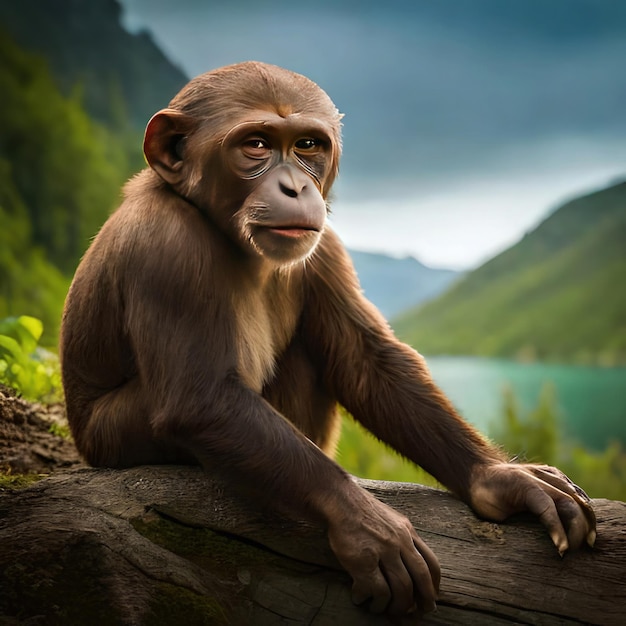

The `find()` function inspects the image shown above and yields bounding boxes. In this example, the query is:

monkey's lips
[264,226,319,239]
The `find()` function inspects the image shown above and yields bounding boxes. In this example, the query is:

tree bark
[0,466,623,625]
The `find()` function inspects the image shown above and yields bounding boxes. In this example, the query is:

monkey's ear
[143,109,196,185]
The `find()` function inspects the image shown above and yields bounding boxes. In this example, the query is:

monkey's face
[215,112,335,264]
[143,62,342,266]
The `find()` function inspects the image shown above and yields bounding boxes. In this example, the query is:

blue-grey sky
[119,0,626,269]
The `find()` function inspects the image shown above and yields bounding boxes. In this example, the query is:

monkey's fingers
[554,496,593,552]
[523,477,594,555]
[530,466,587,500]
[379,553,420,616]
[526,465,596,547]
[523,482,570,554]
[352,546,438,617]
[405,534,439,614]
[351,567,392,614]
[386,528,440,615]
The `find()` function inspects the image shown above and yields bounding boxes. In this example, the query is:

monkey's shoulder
[94,178,219,266]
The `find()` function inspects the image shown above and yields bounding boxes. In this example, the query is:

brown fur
[60,61,595,618]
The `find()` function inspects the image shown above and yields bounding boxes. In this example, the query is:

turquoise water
[424,356,626,451]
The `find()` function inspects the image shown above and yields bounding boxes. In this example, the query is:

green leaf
[0,316,41,354]
[0,334,26,365]
[16,315,44,345]
[0,316,61,402]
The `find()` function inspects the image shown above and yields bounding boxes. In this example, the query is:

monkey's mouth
[265,226,319,239]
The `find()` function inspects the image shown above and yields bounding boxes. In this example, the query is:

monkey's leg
[76,379,194,468]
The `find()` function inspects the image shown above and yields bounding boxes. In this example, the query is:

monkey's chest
[232,292,299,393]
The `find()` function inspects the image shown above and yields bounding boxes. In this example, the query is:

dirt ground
[0,384,83,475]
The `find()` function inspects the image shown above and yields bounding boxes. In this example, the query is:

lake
[424,356,626,451]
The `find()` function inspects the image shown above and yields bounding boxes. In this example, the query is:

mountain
[393,180,626,364]
[0,0,187,129]
[348,250,459,319]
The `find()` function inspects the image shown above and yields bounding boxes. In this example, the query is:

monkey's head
[143,61,343,265]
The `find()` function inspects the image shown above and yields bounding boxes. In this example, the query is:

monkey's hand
[469,462,596,555]
[326,491,440,619]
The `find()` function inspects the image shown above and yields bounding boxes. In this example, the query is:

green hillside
[0,34,130,342]
[0,0,187,129]
[393,181,626,365]
[0,0,189,345]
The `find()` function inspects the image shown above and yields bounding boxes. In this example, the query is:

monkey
[60,61,596,618]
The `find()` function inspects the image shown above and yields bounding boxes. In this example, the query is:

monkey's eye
[294,138,323,152]
[242,138,271,159]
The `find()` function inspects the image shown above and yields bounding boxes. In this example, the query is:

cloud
[119,1,626,167]
[332,135,626,269]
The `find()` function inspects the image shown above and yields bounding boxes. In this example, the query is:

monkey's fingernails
[549,530,568,556]
[587,529,597,547]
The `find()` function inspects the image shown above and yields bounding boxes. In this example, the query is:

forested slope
[0,0,189,344]
[0,0,187,129]
[0,36,127,341]
[394,181,626,364]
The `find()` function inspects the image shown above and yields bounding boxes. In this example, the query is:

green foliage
[48,421,71,439]
[393,182,626,365]
[488,384,626,501]
[0,33,146,342]
[0,316,62,402]
[562,442,626,503]
[491,384,559,465]
[0,33,138,273]
[0,199,69,345]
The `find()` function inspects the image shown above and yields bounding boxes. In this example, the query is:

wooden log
[0,466,624,625]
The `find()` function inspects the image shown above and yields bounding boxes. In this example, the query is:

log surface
[0,466,624,625]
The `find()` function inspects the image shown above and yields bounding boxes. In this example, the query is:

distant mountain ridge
[393,180,626,364]
[348,250,459,319]
[0,0,187,129]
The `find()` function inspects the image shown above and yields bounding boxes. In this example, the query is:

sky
[118,0,626,269]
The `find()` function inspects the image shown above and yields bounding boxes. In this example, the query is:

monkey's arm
[305,228,596,554]
[114,211,438,617]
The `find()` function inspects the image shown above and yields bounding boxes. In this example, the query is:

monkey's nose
[278,168,307,197]
[279,182,299,198]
